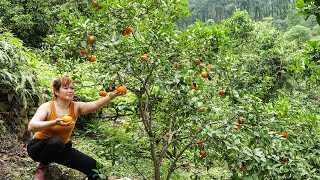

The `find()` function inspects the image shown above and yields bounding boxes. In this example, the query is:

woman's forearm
[28,120,57,132]
[97,94,115,108]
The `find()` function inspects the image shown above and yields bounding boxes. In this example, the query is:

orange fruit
[89,55,96,62]
[108,87,113,92]
[194,71,200,75]
[125,26,133,34]
[122,26,133,36]
[281,132,289,139]
[235,122,241,130]
[191,82,198,90]
[194,59,201,65]
[80,49,88,54]
[99,90,107,97]
[199,151,206,157]
[62,115,73,122]
[116,86,127,93]
[207,64,214,71]
[201,72,209,78]
[165,132,170,138]
[191,85,198,90]
[141,54,149,62]
[199,107,205,112]
[88,35,95,43]
[92,1,101,8]
[218,90,225,95]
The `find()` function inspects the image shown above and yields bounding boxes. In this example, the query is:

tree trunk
[151,142,161,180]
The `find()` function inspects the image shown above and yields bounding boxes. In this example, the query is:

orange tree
[41,1,320,179]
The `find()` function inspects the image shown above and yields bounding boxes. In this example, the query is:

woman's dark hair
[52,77,74,98]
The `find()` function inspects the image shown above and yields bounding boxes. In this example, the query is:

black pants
[27,137,98,180]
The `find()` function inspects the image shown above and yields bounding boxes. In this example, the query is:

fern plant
[0,31,44,139]
[0,32,39,109]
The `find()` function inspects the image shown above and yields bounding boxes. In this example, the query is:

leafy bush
[222,9,254,41]
[0,31,43,138]
[284,25,312,43]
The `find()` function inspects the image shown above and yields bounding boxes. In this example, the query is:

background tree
[284,25,312,43]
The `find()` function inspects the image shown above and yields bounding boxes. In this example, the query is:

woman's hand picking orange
[115,86,127,94]
[55,117,73,126]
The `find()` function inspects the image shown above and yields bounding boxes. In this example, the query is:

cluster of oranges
[79,35,96,62]
[80,1,100,62]
[191,59,225,96]
[78,3,132,97]
[99,86,128,98]
[120,25,150,63]
[80,3,135,63]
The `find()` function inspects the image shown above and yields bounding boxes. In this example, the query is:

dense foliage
[295,0,320,24]
[0,30,43,139]
[0,0,88,47]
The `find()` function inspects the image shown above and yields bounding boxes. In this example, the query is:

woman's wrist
[54,119,59,126]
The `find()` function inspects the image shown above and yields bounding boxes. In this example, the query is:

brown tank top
[33,101,76,144]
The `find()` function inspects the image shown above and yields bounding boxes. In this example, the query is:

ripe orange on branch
[89,55,96,62]
[116,86,127,93]
[191,82,198,90]
[281,132,289,139]
[218,90,225,95]
[91,1,101,8]
[207,64,214,71]
[200,151,207,157]
[201,72,209,78]
[191,85,198,90]
[198,107,205,112]
[240,166,246,171]
[165,132,170,138]
[141,54,149,62]
[62,115,73,122]
[99,90,107,97]
[88,35,95,43]
[80,49,88,54]
[122,25,133,36]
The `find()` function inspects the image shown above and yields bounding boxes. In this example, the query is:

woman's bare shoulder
[37,101,52,111]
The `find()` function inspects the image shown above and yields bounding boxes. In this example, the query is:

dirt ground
[0,137,132,180]
[0,137,86,180]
